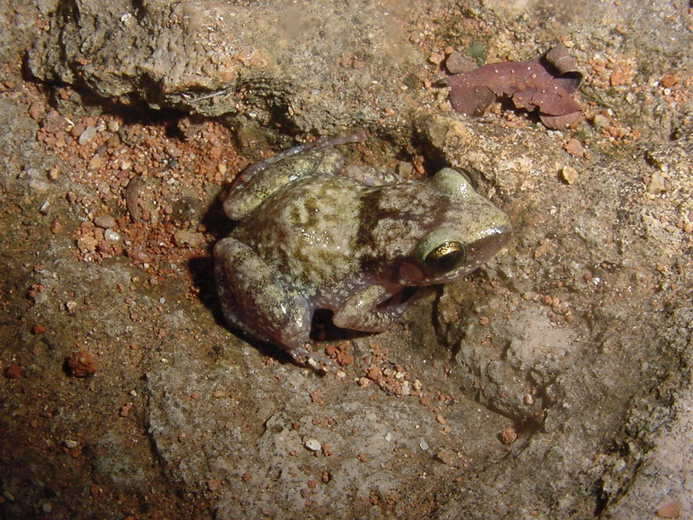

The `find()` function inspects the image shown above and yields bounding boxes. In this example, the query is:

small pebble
[78,126,97,145]
[66,351,97,377]
[70,123,85,138]
[63,439,79,449]
[445,52,477,74]
[32,324,46,335]
[660,74,679,88]
[593,114,609,129]
[419,439,429,450]
[4,363,23,379]
[647,172,666,194]
[104,229,120,242]
[564,138,585,157]
[304,438,321,452]
[560,166,579,185]
[428,52,444,66]
[28,102,45,121]
[499,426,518,445]
[94,215,117,229]
[656,500,682,518]
[88,154,106,170]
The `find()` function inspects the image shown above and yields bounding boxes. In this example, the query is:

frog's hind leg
[224,131,367,220]
[214,238,328,370]
[233,131,367,187]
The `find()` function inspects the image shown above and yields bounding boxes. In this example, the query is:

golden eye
[424,241,467,273]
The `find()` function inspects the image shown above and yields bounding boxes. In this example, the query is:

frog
[214,133,511,370]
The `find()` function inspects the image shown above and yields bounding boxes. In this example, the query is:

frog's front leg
[332,285,408,332]
[214,238,330,371]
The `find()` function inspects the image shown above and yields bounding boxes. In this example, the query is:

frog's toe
[287,345,335,374]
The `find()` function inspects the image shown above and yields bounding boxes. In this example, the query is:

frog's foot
[232,130,368,189]
[287,345,335,374]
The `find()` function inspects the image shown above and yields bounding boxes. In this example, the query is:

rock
[647,172,667,194]
[65,351,97,377]
[656,501,682,518]
[6,1,691,519]
[564,138,586,157]
[88,154,106,170]
[78,126,97,145]
[304,438,321,452]
[93,215,116,229]
[593,114,610,128]
[28,0,427,137]
[173,230,205,248]
[104,229,121,242]
[560,165,579,184]
[445,52,477,74]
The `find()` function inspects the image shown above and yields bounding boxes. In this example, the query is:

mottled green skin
[214,140,511,368]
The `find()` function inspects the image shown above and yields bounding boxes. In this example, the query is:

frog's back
[233,175,366,289]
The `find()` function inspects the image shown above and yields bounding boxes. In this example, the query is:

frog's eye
[424,240,467,273]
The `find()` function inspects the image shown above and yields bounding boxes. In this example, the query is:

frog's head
[399,168,512,286]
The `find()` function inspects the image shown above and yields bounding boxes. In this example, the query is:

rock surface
[0,0,690,519]
[29,0,430,138]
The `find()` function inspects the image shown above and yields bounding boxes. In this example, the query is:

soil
[1,1,690,519]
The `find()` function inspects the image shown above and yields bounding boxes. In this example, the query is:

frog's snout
[470,223,512,265]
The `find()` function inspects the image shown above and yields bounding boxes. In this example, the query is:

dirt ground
[1,1,690,519]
